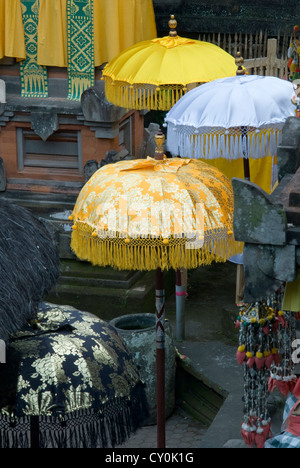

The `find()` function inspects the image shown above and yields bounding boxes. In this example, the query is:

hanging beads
[236,287,296,448]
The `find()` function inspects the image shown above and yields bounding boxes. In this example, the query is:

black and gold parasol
[0,302,148,448]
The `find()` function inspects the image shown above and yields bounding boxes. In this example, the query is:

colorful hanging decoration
[67,0,95,101]
[268,311,297,397]
[235,288,298,448]
[291,80,300,117]
[288,25,300,82]
[19,0,48,98]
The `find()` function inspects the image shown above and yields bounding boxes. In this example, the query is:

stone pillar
[0,79,6,116]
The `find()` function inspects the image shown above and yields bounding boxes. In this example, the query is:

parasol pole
[175,269,186,341]
[155,267,166,448]
[241,126,250,180]
[235,53,247,303]
[236,52,250,181]
[154,131,166,448]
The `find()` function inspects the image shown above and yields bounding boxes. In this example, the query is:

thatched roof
[0,199,60,341]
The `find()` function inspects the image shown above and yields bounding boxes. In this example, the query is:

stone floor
[121,406,207,449]
[118,261,286,449]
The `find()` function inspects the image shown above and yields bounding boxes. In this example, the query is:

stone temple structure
[232,117,300,302]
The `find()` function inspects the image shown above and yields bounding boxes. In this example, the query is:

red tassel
[277,316,287,328]
[255,357,266,370]
[292,378,300,398]
[265,354,274,369]
[247,357,255,368]
[289,378,297,394]
[268,377,275,393]
[241,426,254,447]
[250,426,257,446]
[262,421,271,437]
[255,431,267,448]
[273,353,280,365]
[262,325,270,334]
[236,349,246,365]
[255,422,271,448]
[273,380,291,396]
[235,320,240,329]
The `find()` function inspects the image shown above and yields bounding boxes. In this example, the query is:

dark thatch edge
[0,199,60,342]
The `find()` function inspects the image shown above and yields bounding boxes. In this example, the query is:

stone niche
[0,67,144,196]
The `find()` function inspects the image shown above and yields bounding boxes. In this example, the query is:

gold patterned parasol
[70,136,239,271]
[69,132,242,448]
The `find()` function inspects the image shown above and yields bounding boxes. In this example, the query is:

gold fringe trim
[20,71,48,98]
[68,75,94,101]
[103,77,188,111]
[70,225,243,271]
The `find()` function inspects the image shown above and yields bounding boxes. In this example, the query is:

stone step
[60,259,143,288]
[45,267,176,321]
[175,358,226,426]
[45,270,156,320]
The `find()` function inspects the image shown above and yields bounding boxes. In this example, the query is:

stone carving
[31,112,59,141]
[81,81,127,123]
[84,148,131,182]
[232,117,300,302]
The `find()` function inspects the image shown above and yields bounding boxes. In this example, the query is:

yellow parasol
[69,132,241,448]
[102,15,237,111]
[70,136,239,272]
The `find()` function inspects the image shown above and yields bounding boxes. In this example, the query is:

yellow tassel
[104,77,192,111]
[70,226,243,272]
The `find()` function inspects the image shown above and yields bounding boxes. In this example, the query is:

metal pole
[241,126,250,181]
[155,267,165,448]
[175,269,186,341]
[236,54,250,182]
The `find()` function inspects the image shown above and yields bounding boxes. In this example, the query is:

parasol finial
[169,15,178,37]
[154,130,165,160]
[235,51,246,75]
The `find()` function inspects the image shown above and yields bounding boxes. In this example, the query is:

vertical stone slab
[0,158,6,191]
[0,79,6,104]
[0,79,5,116]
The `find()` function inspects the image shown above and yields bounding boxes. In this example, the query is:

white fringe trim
[166,123,283,160]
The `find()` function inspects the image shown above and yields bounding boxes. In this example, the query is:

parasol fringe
[0,382,148,449]
[166,123,282,159]
[104,77,186,111]
[71,227,242,271]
